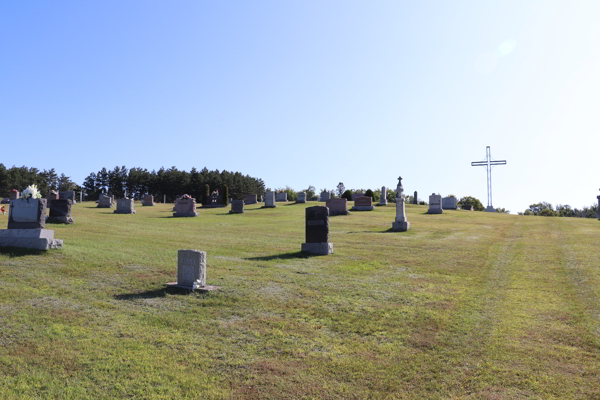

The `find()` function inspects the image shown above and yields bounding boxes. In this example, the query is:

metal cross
[471,146,506,209]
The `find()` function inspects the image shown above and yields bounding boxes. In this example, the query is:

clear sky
[1,1,599,213]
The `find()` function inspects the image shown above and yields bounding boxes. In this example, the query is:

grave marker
[229,200,244,214]
[47,199,75,224]
[301,206,333,255]
[245,194,257,204]
[442,197,457,210]
[173,196,198,217]
[380,186,388,205]
[392,177,410,231]
[428,193,444,214]
[326,198,348,216]
[351,196,374,211]
[264,191,276,208]
[296,192,306,203]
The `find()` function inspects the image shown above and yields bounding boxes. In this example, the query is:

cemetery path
[439,217,599,399]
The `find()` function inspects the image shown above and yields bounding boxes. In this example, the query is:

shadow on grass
[245,251,319,261]
[284,203,301,206]
[0,247,47,257]
[114,288,168,300]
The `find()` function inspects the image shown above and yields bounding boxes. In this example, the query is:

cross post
[471,146,506,211]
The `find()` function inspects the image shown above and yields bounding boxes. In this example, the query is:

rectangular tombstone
[351,196,374,211]
[173,197,198,217]
[8,199,46,229]
[245,194,257,204]
[177,249,206,288]
[319,191,331,202]
[142,195,156,206]
[98,194,113,208]
[10,191,20,200]
[296,192,306,203]
[276,192,288,202]
[59,191,76,204]
[380,187,388,205]
[114,198,136,214]
[442,197,457,210]
[0,229,63,250]
[264,191,276,208]
[462,205,474,211]
[229,200,244,214]
[326,198,348,216]
[1,198,9,204]
[428,193,444,214]
[47,199,74,224]
[301,206,332,255]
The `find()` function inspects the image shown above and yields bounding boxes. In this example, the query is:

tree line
[0,164,78,197]
[520,202,598,218]
[82,166,265,202]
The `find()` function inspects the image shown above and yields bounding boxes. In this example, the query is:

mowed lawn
[0,201,598,399]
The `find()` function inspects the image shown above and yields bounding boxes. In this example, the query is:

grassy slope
[0,202,598,399]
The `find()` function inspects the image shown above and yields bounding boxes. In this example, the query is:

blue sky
[1,1,599,213]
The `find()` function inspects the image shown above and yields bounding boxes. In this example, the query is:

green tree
[458,196,485,211]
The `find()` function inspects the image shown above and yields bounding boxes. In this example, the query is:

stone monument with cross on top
[471,146,506,212]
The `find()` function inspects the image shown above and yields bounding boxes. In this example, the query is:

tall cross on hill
[471,146,506,212]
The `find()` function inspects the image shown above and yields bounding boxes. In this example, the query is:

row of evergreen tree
[0,164,78,197]
[82,166,265,202]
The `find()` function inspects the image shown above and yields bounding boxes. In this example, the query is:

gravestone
[97,194,113,208]
[173,197,198,217]
[380,186,388,205]
[351,196,374,211]
[47,192,59,202]
[301,206,333,255]
[351,192,365,201]
[326,198,348,216]
[245,194,257,204]
[229,200,244,214]
[392,177,410,231]
[59,191,76,204]
[413,191,418,205]
[165,250,220,291]
[8,198,46,229]
[276,192,288,202]
[597,190,600,219]
[319,191,331,202]
[47,199,75,224]
[264,191,276,208]
[442,197,457,210]
[10,190,20,201]
[296,192,306,203]
[462,205,474,211]
[1,197,9,204]
[142,195,156,206]
[204,194,225,208]
[428,193,444,214]
[485,206,496,212]
[114,198,136,214]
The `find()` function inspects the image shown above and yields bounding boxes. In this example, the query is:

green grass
[0,202,598,399]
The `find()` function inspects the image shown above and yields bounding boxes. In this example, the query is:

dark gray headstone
[413,191,418,204]
[8,199,46,229]
[229,200,244,214]
[305,206,329,243]
[47,199,74,224]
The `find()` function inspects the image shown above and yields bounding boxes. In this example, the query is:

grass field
[0,201,598,399]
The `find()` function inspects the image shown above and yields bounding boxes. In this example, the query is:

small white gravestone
[166,249,220,291]
[428,193,444,214]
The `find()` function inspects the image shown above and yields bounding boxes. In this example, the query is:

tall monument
[392,177,410,232]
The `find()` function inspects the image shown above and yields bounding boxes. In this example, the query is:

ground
[0,201,598,399]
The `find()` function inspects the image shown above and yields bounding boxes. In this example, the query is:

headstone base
[329,210,349,216]
[379,201,388,206]
[485,206,496,212]
[428,209,444,214]
[301,242,333,255]
[165,282,221,291]
[114,210,136,214]
[173,212,198,217]
[46,216,75,224]
[0,229,63,250]
[350,206,374,211]
[392,221,410,232]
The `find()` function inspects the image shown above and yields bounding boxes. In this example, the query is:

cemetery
[1,195,598,399]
